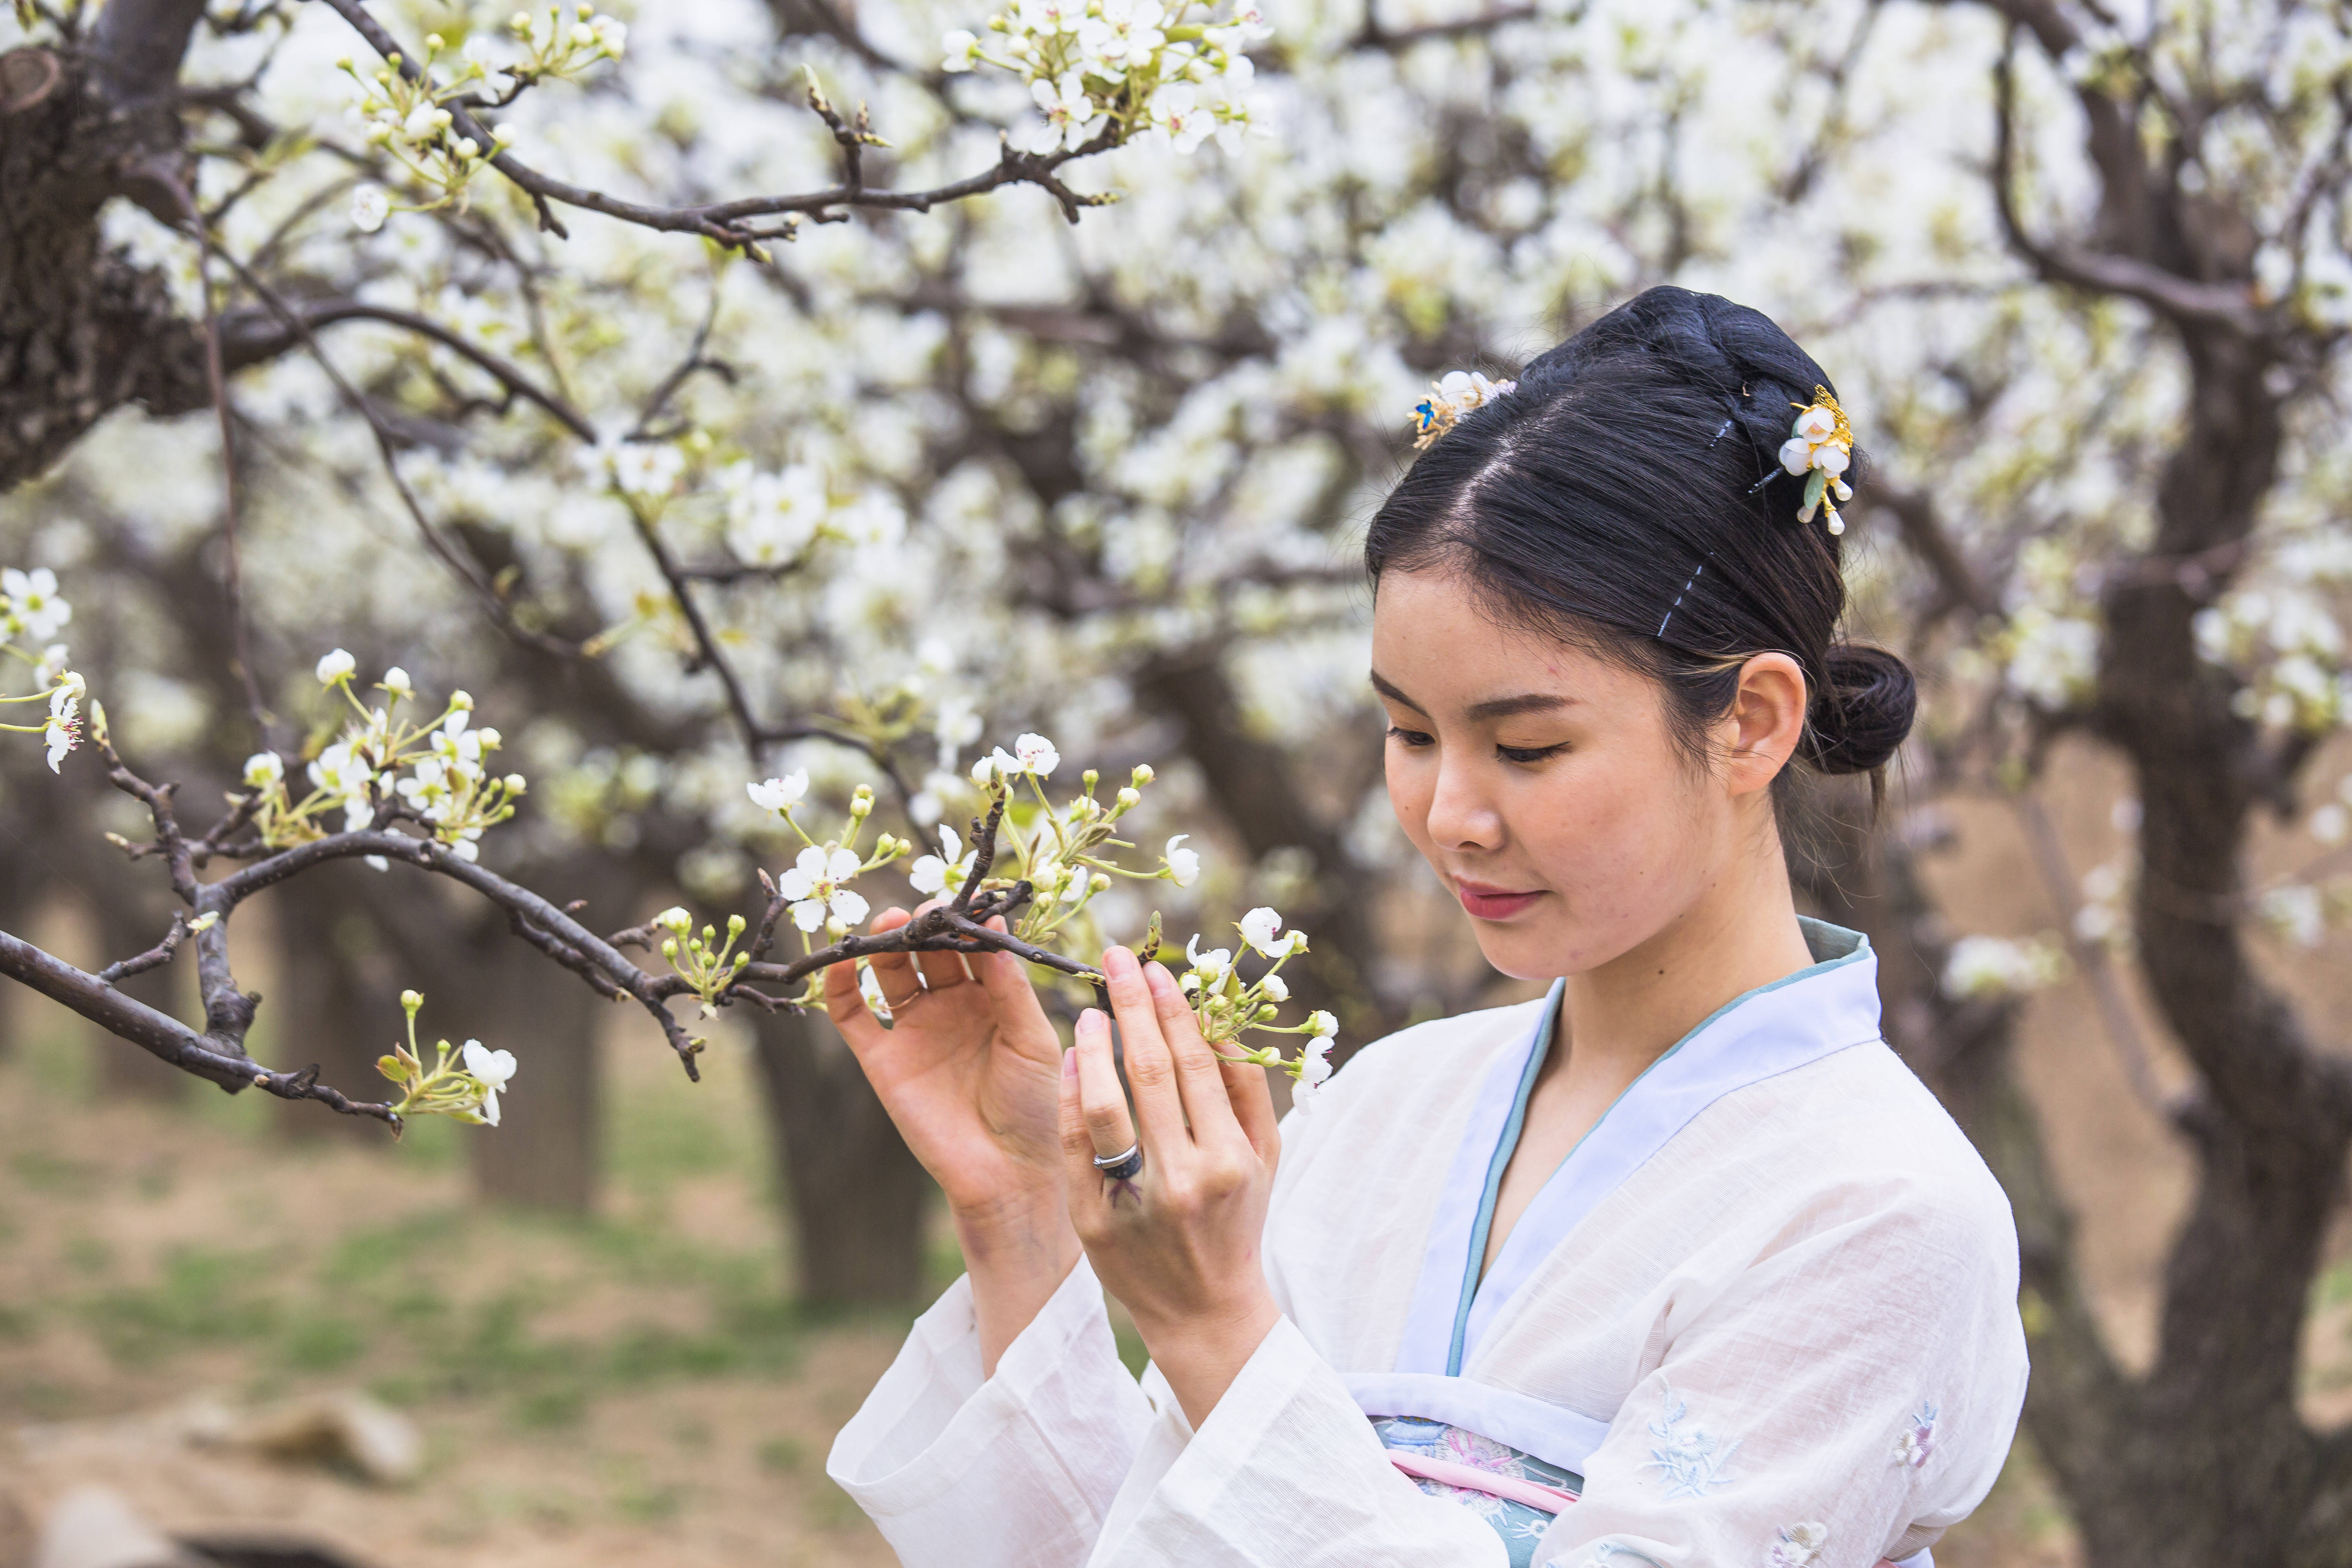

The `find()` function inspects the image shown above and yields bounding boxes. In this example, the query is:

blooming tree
[2,0,2351,1554]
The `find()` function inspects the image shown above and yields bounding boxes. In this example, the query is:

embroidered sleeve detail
[1640,1383,1741,1499]
[1764,1522,1829,1567]
[1891,1401,1939,1470]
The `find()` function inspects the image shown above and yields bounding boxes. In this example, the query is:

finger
[822,946,889,1054]
[1140,958,1243,1149]
[1145,959,1274,1160]
[909,897,973,993]
[1058,1036,1114,1227]
[1070,1007,1138,1165]
[1100,944,1189,1156]
[860,906,924,1010]
[970,917,1059,1067]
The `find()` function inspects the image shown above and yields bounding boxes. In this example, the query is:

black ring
[1092,1144,1144,1181]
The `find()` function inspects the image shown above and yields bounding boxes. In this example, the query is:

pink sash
[1387,1454,1909,1567]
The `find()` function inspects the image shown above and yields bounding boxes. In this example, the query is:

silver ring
[1091,1142,1144,1180]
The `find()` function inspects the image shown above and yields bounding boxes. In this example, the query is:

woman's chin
[1467,909,1643,984]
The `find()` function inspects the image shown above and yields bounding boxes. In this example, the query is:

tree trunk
[750,1004,933,1307]
[261,862,405,1141]
[461,951,603,1213]
[0,7,222,491]
[365,866,608,1213]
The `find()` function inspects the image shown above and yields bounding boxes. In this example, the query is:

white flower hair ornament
[1411,370,1517,451]
[1779,385,1856,535]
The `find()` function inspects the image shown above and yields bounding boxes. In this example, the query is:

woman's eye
[1385,725,1435,748]
[1496,742,1568,764]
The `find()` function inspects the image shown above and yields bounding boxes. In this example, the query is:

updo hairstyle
[1363,285,1915,800]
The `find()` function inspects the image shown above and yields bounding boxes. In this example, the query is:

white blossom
[1238,905,1303,957]
[351,186,390,233]
[1293,1034,1334,1104]
[461,1039,519,1126]
[1941,935,2067,1000]
[747,771,810,813]
[1163,833,1200,886]
[1013,732,1061,777]
[243,752,284,788]
[2,568,71,642]
[316,648,357,686]
[777,844,869,932]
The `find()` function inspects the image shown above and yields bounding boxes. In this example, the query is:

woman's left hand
[1061,943,1283,1428]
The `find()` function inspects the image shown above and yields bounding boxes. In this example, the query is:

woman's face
[1371,568,1777,982]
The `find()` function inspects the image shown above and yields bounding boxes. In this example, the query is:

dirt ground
[1,737,2348,1568]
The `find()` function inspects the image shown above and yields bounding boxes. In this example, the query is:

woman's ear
[1719,652,1808,797]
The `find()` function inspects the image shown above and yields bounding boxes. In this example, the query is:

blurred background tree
[1,0,2349,1562]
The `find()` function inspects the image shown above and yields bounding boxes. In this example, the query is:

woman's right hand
[824,906,1080,1365]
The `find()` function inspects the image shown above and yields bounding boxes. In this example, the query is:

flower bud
[662,937,680,960]
[456,137,481,160]
[1256,1004,1278,1021]
[825,915,849,939]
[450,689,474,710]
[656,905,693,935]
[426,32,445,49]
[503,773,527,793]
[701,924,717,944]
[1082,768,1100,791]
[728,913,747,934]
[401,989,424,1013]
[1131,763,1155,786]
[1090,873,1110,893]
[1116,787,1140,808]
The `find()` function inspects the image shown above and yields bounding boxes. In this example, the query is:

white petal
[775,868,816,901]
[790,899,827,932]
[909,857,947,895]
[795,844,830,878]
[830,889,870,926]
[828,846,862,881]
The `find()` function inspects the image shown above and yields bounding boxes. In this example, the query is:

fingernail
[1143,960,1176,996]
[1077,1006,1105,1037]
[1062,1045,1078,1078]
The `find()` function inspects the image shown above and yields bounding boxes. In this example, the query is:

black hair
[1364,285,1915,800]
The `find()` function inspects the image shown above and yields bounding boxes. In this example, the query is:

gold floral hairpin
[1412,370,1517,450]
[1778,386,1855,535]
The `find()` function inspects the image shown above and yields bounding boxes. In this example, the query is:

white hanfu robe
[829,920,2029,1567]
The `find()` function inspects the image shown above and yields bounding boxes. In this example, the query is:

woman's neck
[1554,819,1816,1083]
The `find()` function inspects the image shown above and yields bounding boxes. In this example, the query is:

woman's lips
[1454,880,1545,920]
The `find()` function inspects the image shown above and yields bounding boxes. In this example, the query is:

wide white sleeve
[1088,1315,1512,1567]
[1533,1180,2029,1568]
[826,1253,1157,1568]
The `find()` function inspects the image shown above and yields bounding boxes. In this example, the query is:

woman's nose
[1424,756,1504,853]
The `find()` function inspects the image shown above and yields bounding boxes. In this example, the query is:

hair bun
[1809,642,1916,775]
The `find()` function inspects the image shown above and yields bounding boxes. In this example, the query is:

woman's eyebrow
[1464,691,1575,722]
[1372,672,1575,723]
[1369,670,1426,713]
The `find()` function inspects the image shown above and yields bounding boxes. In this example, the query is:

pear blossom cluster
[654,905,755,1018]
[0,567,82,774]
[1940,934,2069,1001]
[1174,904,1340,1101]
[339,7,626,231]
[942,0,1269,156]
[235,650,526,863]
[376,989,520,1130]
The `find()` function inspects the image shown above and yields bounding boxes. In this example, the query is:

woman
[822,286,2028,1567]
